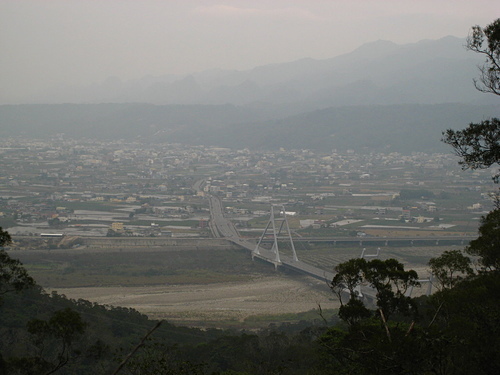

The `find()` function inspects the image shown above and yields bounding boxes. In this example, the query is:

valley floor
[48,275,337,327]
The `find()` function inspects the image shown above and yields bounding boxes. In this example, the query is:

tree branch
[111,320,163,375]
[378,309,392,342]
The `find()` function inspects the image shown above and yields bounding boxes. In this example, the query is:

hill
[1,103,499,153]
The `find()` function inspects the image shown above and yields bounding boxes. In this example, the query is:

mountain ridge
[1,102,498,154]
[11,36,490,108]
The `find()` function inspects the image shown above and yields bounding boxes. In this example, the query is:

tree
[363,259,419,320]
[330,258,366,303]
[426,272,500,375]
[466,18,500,96]
[0,227,35,298]
[330,258,420,325]
[442,19,500,272]
[7,308,88,375]
[428,250,473,289]
[443,19,500,174]
[434,21,500,374]
[47,217,62,228]
[324,259,430,375]
[465,209,500,271]
[0,227,11,247]
[330,258,371,326]
[443,118,500,172]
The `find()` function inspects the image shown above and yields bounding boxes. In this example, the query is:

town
[1,137,492,242]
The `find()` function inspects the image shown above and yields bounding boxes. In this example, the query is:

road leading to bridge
[208,195,239,238]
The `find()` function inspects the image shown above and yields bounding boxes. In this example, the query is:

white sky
[0,0,498,101]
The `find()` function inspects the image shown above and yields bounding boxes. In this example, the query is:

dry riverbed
[49,275,338,326]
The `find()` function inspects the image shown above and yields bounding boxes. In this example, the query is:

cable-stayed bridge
[208,193,439,302]
[208,195,334,282]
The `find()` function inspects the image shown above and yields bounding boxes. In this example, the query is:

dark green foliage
[318,320,431,375]
[1,210,500,375]
[0,241,328,374]
[47,217,63,228]
[465,208,500,270]
[10,308,88,375]
[323,259,425,374]
[330,258,419,323]
[424,272,500,375]
[364,259,419,317]
[0,287,228,374]
[337,299,371,326]
[106,325,328,375]
[321,251,500,375]
[0,229,498,375]
[428,249,473,289]
[117,341,209,375]
[443,117,500,171]
[428,22,500,372]
[0,227,11,247]
[330,258,366,302]
[0,227,35,299]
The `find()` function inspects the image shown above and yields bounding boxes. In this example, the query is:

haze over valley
[2,2,500,374]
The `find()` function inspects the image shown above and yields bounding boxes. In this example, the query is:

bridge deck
[229,237,335,282]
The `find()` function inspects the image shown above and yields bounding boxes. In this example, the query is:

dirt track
[49,275,338,325]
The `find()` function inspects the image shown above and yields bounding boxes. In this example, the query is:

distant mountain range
[24,36,495,108]
[1,36,499,153]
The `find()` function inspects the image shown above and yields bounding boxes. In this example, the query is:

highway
[208,195,239,238]
[259,235,474,246]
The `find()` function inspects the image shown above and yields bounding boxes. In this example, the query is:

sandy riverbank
[49,275,338,326]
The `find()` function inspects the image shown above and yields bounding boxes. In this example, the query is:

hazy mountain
[0,103,308,142]
[1,103,498,154]
[3,36,498,154]
[205,103,500,153]
[21,36,493,108]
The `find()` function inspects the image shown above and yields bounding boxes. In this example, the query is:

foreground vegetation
[2,208,500,375]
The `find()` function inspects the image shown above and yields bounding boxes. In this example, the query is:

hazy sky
[1,0,498,101]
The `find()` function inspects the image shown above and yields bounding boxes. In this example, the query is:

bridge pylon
[253,204,298,263]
